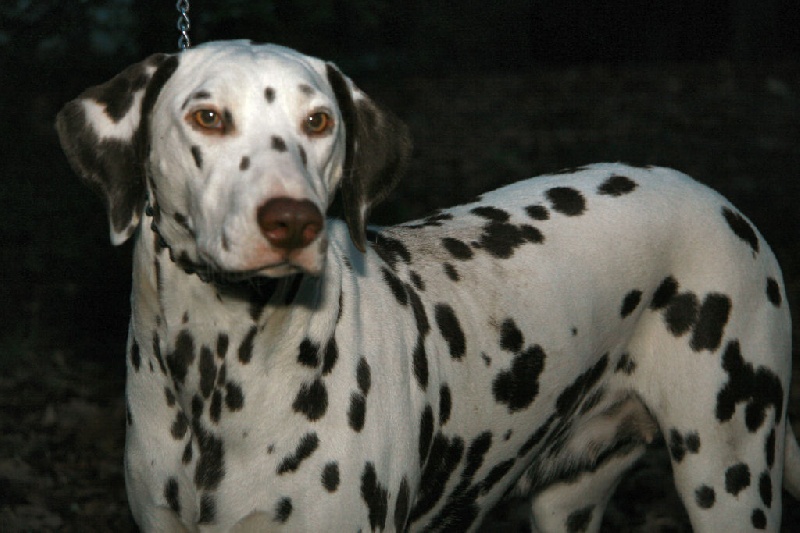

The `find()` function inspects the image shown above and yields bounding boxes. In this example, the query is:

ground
[1,60,799,531]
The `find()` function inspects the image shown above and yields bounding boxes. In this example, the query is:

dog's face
[56,40,411,277]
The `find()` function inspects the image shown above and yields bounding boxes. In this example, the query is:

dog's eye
[192,109,223,130]
[303,111,333,136]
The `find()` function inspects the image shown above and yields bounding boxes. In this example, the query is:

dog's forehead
[168,41,331,101]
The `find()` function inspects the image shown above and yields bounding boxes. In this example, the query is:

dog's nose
[257,198,323,250]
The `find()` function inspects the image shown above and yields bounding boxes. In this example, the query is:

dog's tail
[785,423,800,499]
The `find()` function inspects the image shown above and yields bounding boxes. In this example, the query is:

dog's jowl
[57,40,799,532]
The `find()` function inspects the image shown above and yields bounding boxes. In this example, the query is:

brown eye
[303,111,333,136]
[192,109,223,130]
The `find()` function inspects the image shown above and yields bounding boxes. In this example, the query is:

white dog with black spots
[57,40,800,532]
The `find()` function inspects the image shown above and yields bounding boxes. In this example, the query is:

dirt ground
[2,61,799,531]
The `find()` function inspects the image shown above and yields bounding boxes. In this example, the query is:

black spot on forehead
[722,206,759,254]
[546,187,586,216]
[598,174,638,196]
[272,135,288,152]
[265,87,276,103]
[239,156,250,171]
[298,83,314,95]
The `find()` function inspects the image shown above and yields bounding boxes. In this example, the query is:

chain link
[176,0,191,50]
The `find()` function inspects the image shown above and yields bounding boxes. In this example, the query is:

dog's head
[56,40,411,277]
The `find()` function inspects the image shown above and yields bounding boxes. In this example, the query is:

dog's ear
[326,63,412,253]
[56,53,179,245]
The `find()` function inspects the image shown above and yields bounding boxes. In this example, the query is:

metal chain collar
[176,0,191,50]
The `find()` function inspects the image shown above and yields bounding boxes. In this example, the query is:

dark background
[1,1,799,530]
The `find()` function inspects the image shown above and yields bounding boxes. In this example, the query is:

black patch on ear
[326,63,411,252]
[56,53,179,243]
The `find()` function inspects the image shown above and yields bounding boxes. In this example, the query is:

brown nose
[257,198,323,250]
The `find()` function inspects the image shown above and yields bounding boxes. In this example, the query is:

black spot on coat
[493,345,546,412]
[499,318,524,352]
[238,326,257,364]
[357,357,371,395]
[199,494,216,524]
[471,206,510,222]
[164,477,180,514]
[167,330,195,385]
[435,304,466,359]
[597,174,637,196]
[277,432,319,474]
[663,292,698,336]
[759,471,773,507]
[690,293,731,352]
[725,463,751,495]
[419,404,434,465]
[620,290,642,318]
[225,382,244,411]
[274,497,292,523]
[766,278,782,306]
[650,276,678,310]
[442,237,474,260]
[546,187,586,216]
[439,385,452,426]
[716,341,783,432]
[322,462,340,492]
[382,267,408,305]
[348,393,366,432]
[722,206,759,254]
[292,379,328,421]
[525,204,549,220]
[361,462,388,531]
[394,477,410,531]
[198,346,216,398]
[696,485,716,508]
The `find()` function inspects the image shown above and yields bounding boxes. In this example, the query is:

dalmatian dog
[56,40,799,532]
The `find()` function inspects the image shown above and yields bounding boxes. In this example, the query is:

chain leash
[176,0,191,50]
